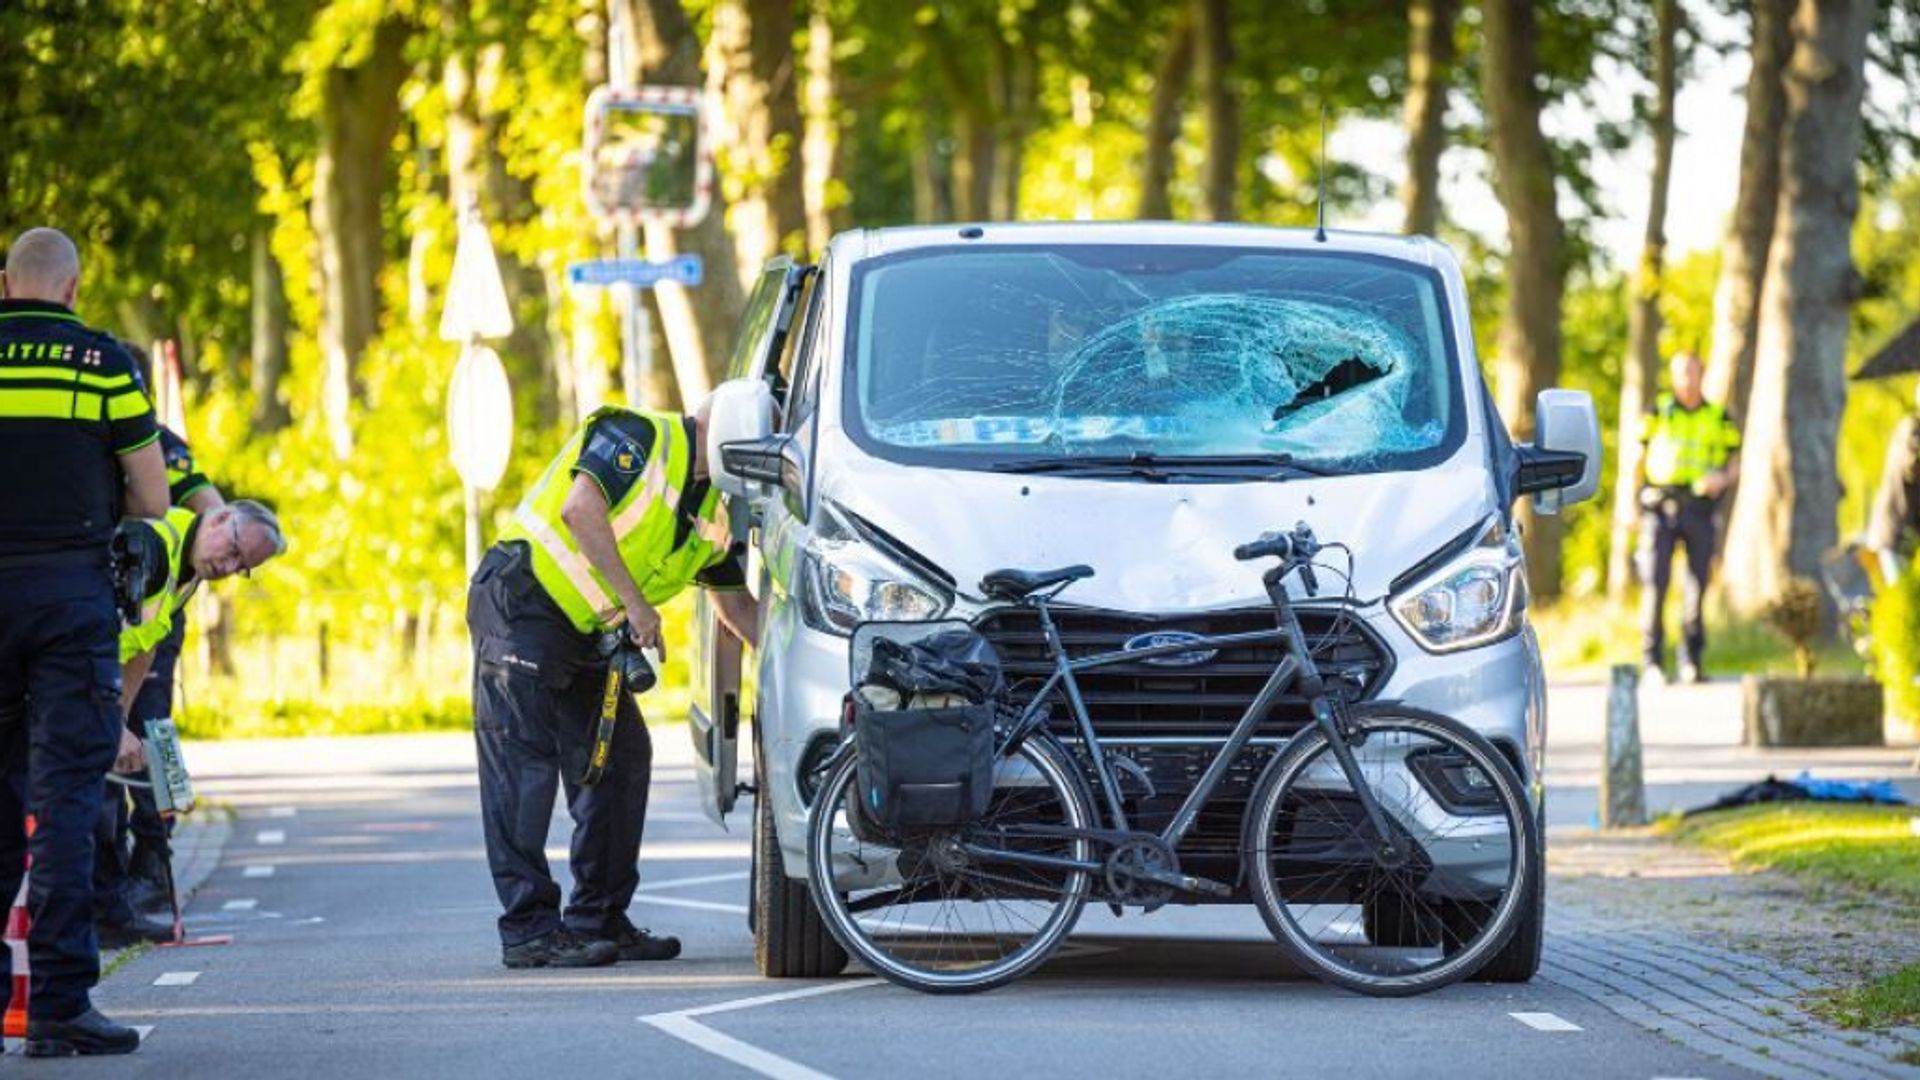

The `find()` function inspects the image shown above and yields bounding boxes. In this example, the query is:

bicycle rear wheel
[806,734,1094,994]
[1245,703,1539,996]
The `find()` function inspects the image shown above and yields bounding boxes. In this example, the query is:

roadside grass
[1531,598,1863,682]
[1667,802,1920,1032]
[101,942,151,979]
[1663,803,1920,902]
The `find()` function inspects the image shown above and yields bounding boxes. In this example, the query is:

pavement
[21,680,1918,1078]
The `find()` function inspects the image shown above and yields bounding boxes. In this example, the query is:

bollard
[1601,663,1647,828]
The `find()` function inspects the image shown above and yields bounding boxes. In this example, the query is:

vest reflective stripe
[512,504,620,622]
[500,408,732,635]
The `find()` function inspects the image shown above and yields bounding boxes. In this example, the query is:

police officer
[0,227,169,1056]
[1636,351,1742,685]
[468,399,755,969]
[93,344,225,940]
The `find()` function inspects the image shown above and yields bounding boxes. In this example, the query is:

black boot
[98,910,176,949]
[501,928,618,969]
[24,1009,142,1057]
[600,922,682,962]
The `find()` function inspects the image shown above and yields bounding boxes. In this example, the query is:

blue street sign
[567,254,704,289]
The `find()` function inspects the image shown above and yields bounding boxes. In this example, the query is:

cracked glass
[843,244,1464,477]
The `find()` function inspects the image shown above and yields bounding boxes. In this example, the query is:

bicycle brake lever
[1297,562,1320,597]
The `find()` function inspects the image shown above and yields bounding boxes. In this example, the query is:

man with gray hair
[0,226,170,1056]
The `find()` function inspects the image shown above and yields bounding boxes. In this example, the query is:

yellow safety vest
[499,407,732,635]
[1642,394,1740,492]
[119,507,199,663]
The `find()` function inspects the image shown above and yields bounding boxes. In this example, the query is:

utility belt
[0,546,108,572]
[1639,484,1714,514]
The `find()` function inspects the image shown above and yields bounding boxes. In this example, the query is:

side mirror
[1520,388,1602,515]
[720,435,807,520]
[707,377,775,498]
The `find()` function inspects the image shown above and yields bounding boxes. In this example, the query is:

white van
[689,222,1600,982]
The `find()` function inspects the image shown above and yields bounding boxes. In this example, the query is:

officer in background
[468,400,755,969]
[93,344,225,943]
[0,227,169,1057]
[1636,351,1743,685]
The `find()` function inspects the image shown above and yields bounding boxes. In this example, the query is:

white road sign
[440,214,514,343]
[447,344,514,490]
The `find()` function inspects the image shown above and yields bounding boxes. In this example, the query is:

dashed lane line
[639,871,750,892]
[1510,1011,1583,1032]
[154,971,201,987]
[133,1025,154,1042]
[243,865,276,879]
[223,899,259,912]
[641,980,882,1080]
[268,807,297,818]
[256,830,286,846]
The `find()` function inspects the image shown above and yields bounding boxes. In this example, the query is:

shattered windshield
[843,244,1463,476]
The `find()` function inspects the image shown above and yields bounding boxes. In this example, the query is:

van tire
[751,751,848,979]
[1470,842,1543,983]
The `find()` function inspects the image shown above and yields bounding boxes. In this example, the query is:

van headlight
[1389,517,1526,653]
[798,507,951,635]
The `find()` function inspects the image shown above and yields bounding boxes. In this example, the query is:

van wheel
[752,751,848,979]
[1470,843,1543,983]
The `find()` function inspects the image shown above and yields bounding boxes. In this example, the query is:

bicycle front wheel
[806,734,1094,994]
[1246,703,1539,996]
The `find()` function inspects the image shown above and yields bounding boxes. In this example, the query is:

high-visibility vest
[1642,394,1740,492]
[498,407,732,635]
[119,507,198,663]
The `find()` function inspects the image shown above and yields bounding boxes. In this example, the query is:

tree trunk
[1481,0,1567,599]
[707,0,809,272]
[1400,0,1456,236]
[1138,12,1194,220]
[948,102,996,220]
[627,0,748,396]
[802,7,842,254]
[990,33,1036,221]
[1703,0,1792,425]
[250,217,292,432]
[911,105,953,223]
[1605,0,1681,601]
[311,18,410,459]
[1193,0,1237,222]
[1720,0,1872,617]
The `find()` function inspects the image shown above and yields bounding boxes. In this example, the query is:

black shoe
[24,1009,142,1057]
[97,912,176,949]
[601,923,681,962]
[126,876,172,920]
[501,928,618,969]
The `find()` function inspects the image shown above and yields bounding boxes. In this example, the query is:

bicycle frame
[969,564,1405,887]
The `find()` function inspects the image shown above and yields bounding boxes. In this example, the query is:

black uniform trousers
[0,562,124,1021]
[467,542,652,948]
[1638,492,1717,670]
[92,613,183,923]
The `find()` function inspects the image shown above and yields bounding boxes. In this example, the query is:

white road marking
[223,899,259,912]
[1510,1011,1582,1032]
[268,806,298,818]
[641,980,882,1080]
[243,865,276,879]
[154,971,200,987]
[631,894,749,916]
[637,871,750,893]
[256,830,286,845]
[133,1025,155,1042]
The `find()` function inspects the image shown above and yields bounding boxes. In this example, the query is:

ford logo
[1122,631,1218,667]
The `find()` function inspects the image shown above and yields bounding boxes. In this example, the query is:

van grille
[972,605,1389,742]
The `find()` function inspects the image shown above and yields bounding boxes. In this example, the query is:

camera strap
[578,659,623,787]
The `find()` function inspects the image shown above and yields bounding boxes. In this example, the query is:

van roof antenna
[1314,106,1329,243]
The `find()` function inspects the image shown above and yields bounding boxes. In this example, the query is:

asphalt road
[54,730,1779,1080]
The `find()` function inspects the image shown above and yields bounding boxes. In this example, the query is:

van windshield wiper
[989,452,1342,478]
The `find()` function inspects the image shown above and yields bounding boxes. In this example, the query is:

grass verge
[1812,965,1920,1031]
[1663,802,1920,902]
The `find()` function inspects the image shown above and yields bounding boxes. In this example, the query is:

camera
[595,630,658,695]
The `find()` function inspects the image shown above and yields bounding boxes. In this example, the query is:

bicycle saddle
[979,565,1094,601]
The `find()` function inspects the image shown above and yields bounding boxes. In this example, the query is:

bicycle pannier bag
[853,699,995,832]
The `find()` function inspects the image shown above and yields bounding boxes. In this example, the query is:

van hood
[816,460,1493,612]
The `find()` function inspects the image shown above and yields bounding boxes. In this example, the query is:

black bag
[853,699,995,833]
[866,631,1005,704]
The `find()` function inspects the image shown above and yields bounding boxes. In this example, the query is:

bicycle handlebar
[1233,524,1320,564]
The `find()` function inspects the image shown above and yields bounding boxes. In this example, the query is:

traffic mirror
[583,85,712,228]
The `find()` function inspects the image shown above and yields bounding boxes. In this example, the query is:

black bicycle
[805,523,1539,995]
